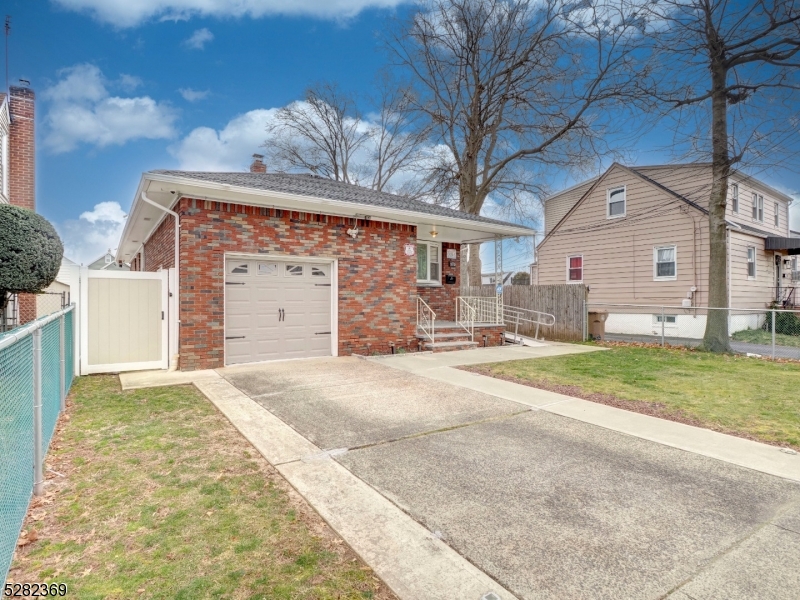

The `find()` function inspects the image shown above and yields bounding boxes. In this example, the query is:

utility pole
[4,16,10,92]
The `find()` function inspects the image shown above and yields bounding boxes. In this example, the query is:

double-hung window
[747,247,756,278]
[417,241,441,284]
[567,255,583,282]
[752,194,764,222]
[731,183,738,213]
[774,202,779,227]
[607,186,626,218]
[654,246,677,280]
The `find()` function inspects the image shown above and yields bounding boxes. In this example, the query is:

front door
[224,258,333,365]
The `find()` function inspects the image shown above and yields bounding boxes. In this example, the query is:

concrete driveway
[220,353,800,600]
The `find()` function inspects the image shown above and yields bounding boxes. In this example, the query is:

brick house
[0,86,38,326]
[118,156,531,370]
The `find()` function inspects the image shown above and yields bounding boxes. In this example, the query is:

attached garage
[225,257,334,365]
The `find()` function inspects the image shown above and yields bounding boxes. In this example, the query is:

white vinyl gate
[79,269,170,374]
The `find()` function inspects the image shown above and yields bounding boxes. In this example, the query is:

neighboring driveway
[220,350,800,600]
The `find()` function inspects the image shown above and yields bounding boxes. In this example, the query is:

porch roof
[765,236,800,253]
[117,171,535,263]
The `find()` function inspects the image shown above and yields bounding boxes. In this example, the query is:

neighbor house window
[752,194,764,222]
[731,183,738,213]
[607,186,626,218]
[747,247,756,278]
[774,202,779,227]
[567,255,583,282]
[653,314,677,326]
[654,246,677,280]
[417,241,441,284]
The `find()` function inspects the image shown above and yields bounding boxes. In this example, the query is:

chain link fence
[586,303,800,360]
[0,306,76,586]
[1,292,69,334]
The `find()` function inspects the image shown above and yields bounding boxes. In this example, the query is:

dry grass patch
[9,375,396,600]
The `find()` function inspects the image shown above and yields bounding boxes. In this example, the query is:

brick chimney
[249,153,266,173]
[8,85,35,211]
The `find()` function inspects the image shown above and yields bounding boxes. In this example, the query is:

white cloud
[117,74,143,92]
[53,0,407,27]
[179,88,210,102]
[170,108,278,170]
[58,201,127,265]
[183,28,214,49]
[42,64,177,153]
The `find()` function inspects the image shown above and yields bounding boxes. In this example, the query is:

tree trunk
[467,243,482,286]
[701,60,732,353]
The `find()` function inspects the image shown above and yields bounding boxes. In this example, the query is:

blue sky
[5,0,800,270]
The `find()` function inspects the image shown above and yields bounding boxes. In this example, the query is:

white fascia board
[118,172,534,259]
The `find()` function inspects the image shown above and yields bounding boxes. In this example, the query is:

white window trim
[606,186,626,219]
[753,194,764,223]
[653,314,677,327]
[747,246,756,280]
[566,254,584,284]
[774,202,779,227]
[416,241,442,286]
[731,183,738,213]
[653,245,677,281]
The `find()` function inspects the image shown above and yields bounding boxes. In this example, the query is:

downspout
[141,192,180,370]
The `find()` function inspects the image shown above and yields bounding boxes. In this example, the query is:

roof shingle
[150,170,531,230]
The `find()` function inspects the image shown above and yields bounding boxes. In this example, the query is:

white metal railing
[457,295,504,324]
[456,297,476,341]
[503,305,556,343]
[416,296,436,343]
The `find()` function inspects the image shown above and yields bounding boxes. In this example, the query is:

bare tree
[388,0,650,283]
[264,83,369,183]
[367,73,434,195]
[264,79,432,195]
[640,0,800,352]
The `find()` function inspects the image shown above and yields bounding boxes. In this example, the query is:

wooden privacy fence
[461,284,588,341]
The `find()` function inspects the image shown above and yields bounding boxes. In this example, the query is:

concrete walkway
[368,346,800,482]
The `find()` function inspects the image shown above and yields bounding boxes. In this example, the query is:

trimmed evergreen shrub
[0,205,64,308]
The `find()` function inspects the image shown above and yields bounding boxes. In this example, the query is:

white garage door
[225,258,333,365]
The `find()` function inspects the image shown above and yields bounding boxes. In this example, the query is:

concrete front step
[423,340,480,352]
[415,331,473,340]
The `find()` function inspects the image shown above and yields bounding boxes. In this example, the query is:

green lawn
[732,328,800,348]
[464,346,800,449]
[9,376,393,600]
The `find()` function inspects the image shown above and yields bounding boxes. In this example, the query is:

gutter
[140,192,180,370]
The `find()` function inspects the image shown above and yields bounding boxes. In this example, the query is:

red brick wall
[8,86,35,212]
[141,214,175,271]
[417,242,461,321]
[177,198,419,370]
[475,324,507,347]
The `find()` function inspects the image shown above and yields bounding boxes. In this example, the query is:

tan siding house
[537,163,796,337]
